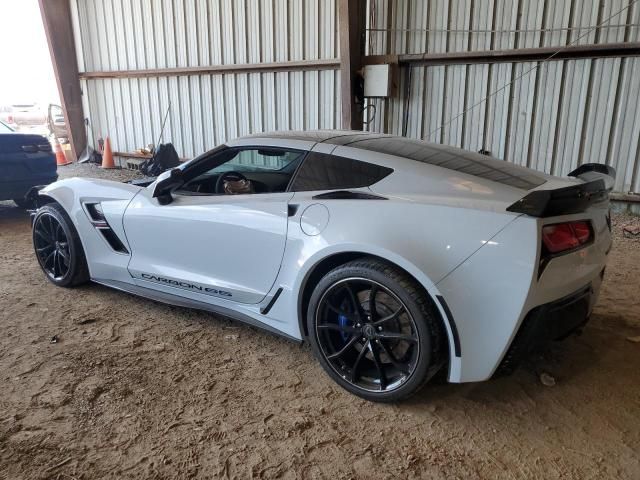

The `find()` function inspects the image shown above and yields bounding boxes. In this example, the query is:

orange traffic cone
[101,136,116,169]
[53,138,71,166]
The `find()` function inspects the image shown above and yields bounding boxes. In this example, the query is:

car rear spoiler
[506,163,616,217]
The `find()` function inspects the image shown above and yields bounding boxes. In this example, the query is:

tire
[32,203,90,287]
[14,197,34,209]
[307,258,444,402]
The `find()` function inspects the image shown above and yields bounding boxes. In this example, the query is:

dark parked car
[0,120,57,208]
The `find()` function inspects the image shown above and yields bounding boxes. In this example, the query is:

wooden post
[38,0,86,160]
[339,0,365,130]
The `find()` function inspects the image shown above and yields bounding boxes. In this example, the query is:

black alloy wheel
[315,277,420,392]
[34,212,71,281]
[32,203,89,287]
[308,259,443,402]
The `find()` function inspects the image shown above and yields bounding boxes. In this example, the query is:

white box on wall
[363,64,391,98]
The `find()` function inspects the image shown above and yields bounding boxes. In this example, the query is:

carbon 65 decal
[133,272,233,298]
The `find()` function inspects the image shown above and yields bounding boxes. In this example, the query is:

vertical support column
[339,0,365,130]
[38,0,86,160]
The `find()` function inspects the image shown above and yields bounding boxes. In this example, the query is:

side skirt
[92,278,302,343]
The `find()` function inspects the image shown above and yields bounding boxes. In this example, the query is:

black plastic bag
[140,143,181,176]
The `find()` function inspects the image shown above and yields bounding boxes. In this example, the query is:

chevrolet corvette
[30,131,614,401]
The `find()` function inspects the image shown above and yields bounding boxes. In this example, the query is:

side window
[179,147,305,195]
[290,152,393,192]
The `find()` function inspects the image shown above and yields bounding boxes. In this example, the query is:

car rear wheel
[307,258,444,402]
[32,204,89,287]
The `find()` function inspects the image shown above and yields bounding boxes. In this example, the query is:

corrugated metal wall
[70,0,340,160]
[365,0,640,193]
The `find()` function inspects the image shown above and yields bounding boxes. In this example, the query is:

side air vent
[83,202,129,254]
[97,227,129,254]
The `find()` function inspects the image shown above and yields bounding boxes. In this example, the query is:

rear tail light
[542,220,593,254]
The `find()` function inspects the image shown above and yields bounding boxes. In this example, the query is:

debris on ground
[539,372,556,387]
[623,223,640,238]
[626,336,640,343]
[50,335,59,344]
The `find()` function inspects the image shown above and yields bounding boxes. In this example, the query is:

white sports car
[30,131,614,402]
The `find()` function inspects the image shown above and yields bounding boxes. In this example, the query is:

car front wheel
[307,258,444,402]
[32,203,90,287]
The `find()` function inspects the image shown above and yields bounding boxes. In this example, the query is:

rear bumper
[494,283,595,376]
[0,176,57,201]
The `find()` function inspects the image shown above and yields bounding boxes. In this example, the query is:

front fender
[38,178,143,283]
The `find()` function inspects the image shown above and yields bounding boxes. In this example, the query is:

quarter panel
[272,192,520,373]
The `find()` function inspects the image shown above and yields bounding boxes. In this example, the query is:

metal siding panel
[555,59,591,176]
[319,70,336,129]
[167,76,183,155]
[572,0,600,45]
[233,0,248,64]
[162,0,178,68]
[211,75,227,143]
[173,0,188,68]
[236,73,251,136]
[462,64,489,152]
[470,0,494,52]
[290,0,303,61]
[224,75,238,139]
[629,0,640,42]
[599,0,628,44]
[581,58,621,165]
[305,70,319,129]
[275,0,289,61]
[421,66,446,143]
[442,65,466,147]
[429,0,449,54]
[492,0,518,50]
[276,72,289,129]
[529,61,563,173]
[406,67,425,139]
[505,62,537,166]
[448,0,471,54]
[189,76,204,154]
[609,57,640,192]
[484,63,512,159]
[70,0,86,72]
[517,0,544,49]
[543,0,571,47]
[391,0,408,55]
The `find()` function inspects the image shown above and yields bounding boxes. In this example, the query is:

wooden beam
[364,42,640,67]
[79,58,341,79]
[339,0,365,130]
[38,0,86,161]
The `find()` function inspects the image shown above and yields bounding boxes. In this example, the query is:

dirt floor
[1,163,639,479]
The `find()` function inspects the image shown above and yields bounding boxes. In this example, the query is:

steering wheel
[215,170,249,194]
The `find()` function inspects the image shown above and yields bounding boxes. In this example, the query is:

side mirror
[152,168,184,205]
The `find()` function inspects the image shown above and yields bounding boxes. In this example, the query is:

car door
[123,144,308,305]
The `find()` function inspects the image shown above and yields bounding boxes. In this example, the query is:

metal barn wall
[70,0,340,160]
[365,0,640,193]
